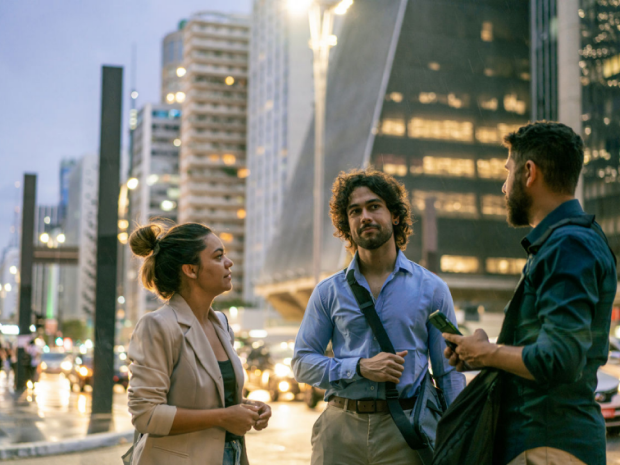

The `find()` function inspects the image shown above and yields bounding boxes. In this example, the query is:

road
[6,372,620,463]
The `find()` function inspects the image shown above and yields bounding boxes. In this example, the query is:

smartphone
[428,310,462,350]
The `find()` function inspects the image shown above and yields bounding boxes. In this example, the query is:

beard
[352,223,394,250]
[506,175,532,227]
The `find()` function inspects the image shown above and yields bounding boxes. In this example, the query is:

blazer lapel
[169,295,225,406]
[212,317,245,403]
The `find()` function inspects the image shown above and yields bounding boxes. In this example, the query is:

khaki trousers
[310,405,423,465]
[508,447,586,465]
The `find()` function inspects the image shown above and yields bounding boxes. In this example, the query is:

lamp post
[290,0,353,285]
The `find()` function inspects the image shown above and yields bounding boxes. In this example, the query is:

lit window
[481,22,493,42]
[118,220,129,230]
[481,195,506,216]
[238,168,250,178]
[419,92,437,104]
[222,154,236,165]
[220,232,234,242]
[441,256,480,273]
[475,124,522,145]
[429,62,441,71]
[603,54,620,78]
[387,92,403,103]
[378,155,407,177]
[409,118,474,142]
[479,97,498,111]
[161,200,176,211]
[486,258,527,275]
[447,93,463,109]
[209,154,221,162]
[225,76,235,85]
[381,118,406,136]
[410,157,475,178]
[412,191,477,218]
[264,100,273,111]
[118,232,128,244]
[237,209,247,219]
[175,92,186,103]
[166,93,175,103]
[477,158,506,179]
[503,94,526,115]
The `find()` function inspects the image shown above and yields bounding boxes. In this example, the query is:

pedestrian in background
[443,122,617,465]
[124,221,271,465]
[293,169,465,465]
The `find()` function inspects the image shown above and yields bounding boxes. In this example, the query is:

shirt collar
[521,199,584,252]
[346,249,412,276]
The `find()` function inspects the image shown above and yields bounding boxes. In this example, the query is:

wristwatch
[356,358,363,377]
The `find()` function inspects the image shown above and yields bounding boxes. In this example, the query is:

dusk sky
[0,0,251,251]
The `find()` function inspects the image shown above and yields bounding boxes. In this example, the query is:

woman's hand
[245,400,272,431]
[221,404,260,436]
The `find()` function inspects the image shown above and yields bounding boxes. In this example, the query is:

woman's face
[193,234,234,297]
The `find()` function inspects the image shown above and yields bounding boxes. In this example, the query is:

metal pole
[16,174,36,392]
[90,66,123,428]
[311,4,335,286]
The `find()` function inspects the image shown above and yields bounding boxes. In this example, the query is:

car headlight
[274,363,292,377]
[61,361,73,371]
[79,366,90,377]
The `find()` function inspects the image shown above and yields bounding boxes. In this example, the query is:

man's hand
[245,400,272,431]
[443,329,495,372]
[359,350,408,383]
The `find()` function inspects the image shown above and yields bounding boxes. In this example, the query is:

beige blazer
[127,294,249,465]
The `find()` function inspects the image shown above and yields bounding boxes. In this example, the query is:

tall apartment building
[257,0,531,319]
[178,12,250,302]
[243,0,314,303]
[59,155,98,323]
[125,104,182,321]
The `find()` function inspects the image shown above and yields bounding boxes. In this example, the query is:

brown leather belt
[328,396,416,414]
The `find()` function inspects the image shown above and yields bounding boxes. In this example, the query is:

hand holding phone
[428,310,462,350]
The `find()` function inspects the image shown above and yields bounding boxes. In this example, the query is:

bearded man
[443,121,617,465]
[292,169,465,465]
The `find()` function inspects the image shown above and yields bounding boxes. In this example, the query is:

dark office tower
[580,2,620,265]
[256,0,531,319]
[531,0,559,120]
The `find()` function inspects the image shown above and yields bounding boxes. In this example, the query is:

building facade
[256,0,531,319]
[178,12,250,302]
[162,23,186,105]
[32,205,61,324]
[0,248,20,321]
[243,0,314,303]
[125,103,182,321]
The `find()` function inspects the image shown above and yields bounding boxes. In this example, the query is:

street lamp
[289,0,353,285]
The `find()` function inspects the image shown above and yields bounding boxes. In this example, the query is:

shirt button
[347,371,351,376]
[370,386,375,391]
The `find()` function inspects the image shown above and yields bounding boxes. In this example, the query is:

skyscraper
[162,22,186,105]
[125,103,182,321]
[178,12,250,302]
[243,0,314,304]
[256,0,531,319]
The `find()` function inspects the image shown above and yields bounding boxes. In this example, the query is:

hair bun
[129,224,163,257]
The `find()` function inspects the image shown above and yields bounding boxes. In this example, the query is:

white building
[243,0,314,303]
[0,248,20,321]
[125,103,181,322]
[178,12,250,303]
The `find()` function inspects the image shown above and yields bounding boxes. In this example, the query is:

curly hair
[329,168,413,252]
[503,121,584,195]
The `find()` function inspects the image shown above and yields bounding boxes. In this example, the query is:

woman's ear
[181,264,197,279]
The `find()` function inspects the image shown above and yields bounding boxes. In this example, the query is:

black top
[218,360,242,442]
[496,200,617,465]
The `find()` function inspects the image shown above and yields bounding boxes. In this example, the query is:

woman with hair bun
[124,221,270,465]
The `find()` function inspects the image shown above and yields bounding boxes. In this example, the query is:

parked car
[40,351,70,374]
[243,341,298,401]
[66,352,130,392]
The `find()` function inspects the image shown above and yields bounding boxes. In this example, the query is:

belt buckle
[356,400,375,414]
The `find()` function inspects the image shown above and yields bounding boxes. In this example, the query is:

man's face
[347,186,395,250]
[502,154,532,227]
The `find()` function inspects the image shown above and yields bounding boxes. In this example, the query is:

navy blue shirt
[496,200,617,465]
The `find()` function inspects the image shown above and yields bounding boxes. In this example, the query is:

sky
[0,0,251,251]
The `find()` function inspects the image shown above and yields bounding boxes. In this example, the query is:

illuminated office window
[481,22,493,42]
[419,92,437,104]
[441,255,480,273]
[603,54,620,78]
[503,94,527,115]
[387,92,403,102]
[481,195,506,216]
[409,118,474,142]
[475,123,522,145]
[381,118,406,136]
[410,157,475,177]
[486,258,527,275]
[378,155,407,177]
[479,96,498,111]
[412,190,477,218]
[477,158,506,179]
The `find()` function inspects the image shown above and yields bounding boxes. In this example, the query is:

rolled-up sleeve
[428,281,466,405]
[127,313,178,436]
[522,235,598,386]
[293,286,362,390]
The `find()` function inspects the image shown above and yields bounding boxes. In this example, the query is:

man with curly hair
[292,169,465,465]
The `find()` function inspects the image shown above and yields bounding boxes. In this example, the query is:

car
[66,352,130,392]
[243,341,298,401]
[40,351,71,374]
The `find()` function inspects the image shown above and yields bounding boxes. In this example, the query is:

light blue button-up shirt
[292,251,465,405]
